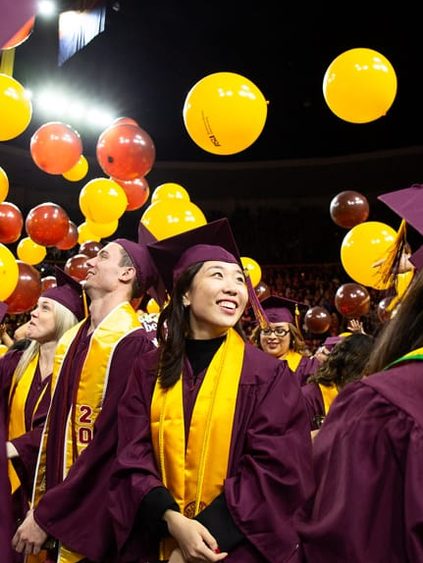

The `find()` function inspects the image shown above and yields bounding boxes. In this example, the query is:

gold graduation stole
[32,302,140,563]
[281,349,302,372]
[318,383,339,416]
[8,353,48,494]
[151,328,245,561]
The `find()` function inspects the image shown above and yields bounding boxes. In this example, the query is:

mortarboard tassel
[244,269,269,329]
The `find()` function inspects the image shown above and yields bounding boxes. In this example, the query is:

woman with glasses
[251,296,319,385]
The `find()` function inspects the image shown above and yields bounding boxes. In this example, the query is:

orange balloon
[113,176,150,211]
[56,221,78,250]
[2,16,35,49]
[30,121,83,175]
[5,261,41,314]
[25,203,69,247]
[0,202,23,244]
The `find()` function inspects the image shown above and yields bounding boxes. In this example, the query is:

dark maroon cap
[0,302,8,324]
[42,267,86,321]
[147,219,241,293]
[410,244,423,272]
[378,184,423,235]
[323,335,344,350]
[260,295,308,324]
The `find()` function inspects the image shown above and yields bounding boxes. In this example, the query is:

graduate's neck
[88,292,131,331]
[38,340,57,380]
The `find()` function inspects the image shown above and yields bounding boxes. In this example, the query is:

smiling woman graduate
[108,218,314,563]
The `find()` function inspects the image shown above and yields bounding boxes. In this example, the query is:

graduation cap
[410,244,423,272]
[147,219,242,294]
[42,266,87,321]
[0,302,8,324]
[260,295,309,331]
[114,228,166,306]
[377,184,423,284]
[322,335,344,350]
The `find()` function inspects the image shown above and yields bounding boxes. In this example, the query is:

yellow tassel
[375,219,407,287]
[82,288,89,318]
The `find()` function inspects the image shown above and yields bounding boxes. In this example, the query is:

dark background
[2,2,423,264]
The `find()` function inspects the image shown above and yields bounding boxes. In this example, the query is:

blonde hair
[13,300,78,383]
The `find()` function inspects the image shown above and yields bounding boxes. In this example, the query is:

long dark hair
[307,333,374,389]
[157,261,246,388]
[364,267,423,375]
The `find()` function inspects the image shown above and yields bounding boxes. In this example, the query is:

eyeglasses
[260,327,289,337]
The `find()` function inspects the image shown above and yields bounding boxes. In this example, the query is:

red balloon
[26,202,70,246]
[2,16,35,49]
[113,176,150,211]
[304,306,332,334]
[64,254,90,282]
[330,190,369,229]
[56,221,78,250]
[41,275,57,292]
[255,281,271,301]
[377,296,393,323]
[5,261,41,314]
[96,123,156,181]
[112,116,140,127]
[0,202,23,243]
[79,240,102,258]
[30,121,83,175]
[335,283,371,318]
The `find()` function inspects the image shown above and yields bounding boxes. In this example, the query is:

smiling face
[183,260,248,339]
[84,242,133,297]
[259,322,291,358]
[27,297,57,344]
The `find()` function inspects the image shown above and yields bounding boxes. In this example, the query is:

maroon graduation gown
[33,323,155,562]
[300,382,324,431]
[0,408,13,562]
[295,356,320,386]
[296,360,423,562]
[0,350,51,561]
[110,342,314,562]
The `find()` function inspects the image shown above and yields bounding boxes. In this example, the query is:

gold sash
[8,354,48,494]
[151,328,245,560]
[32,302,140,563]
[281,349,302,372]
[318,383,339,416]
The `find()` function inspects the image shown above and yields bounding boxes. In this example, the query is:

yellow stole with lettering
[8,353,48,494]
[151,328,245,561]
[32,302,140,563]
[281,349,302,372]
[318,383,339,416]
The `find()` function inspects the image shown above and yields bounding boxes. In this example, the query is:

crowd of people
[0,207,422,562]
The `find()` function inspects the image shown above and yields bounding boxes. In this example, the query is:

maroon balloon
[304,306,332,334]
[330,190,370,229]
[5,261,41,314]
[0,202,23,244]
[56,221,78,250]
[113,176,150,211]
[255,281,271,301]
[96,123,156,181]
[41,275,57,292]
[26,202,70,246]
[79,240,102,259]
[377,296,393,323]
[65,253,90,282]
[335,282,370,318]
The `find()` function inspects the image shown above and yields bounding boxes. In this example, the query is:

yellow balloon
[151,183,190,202]
[17,237,46,265]
[63,155,89,182]
[0,243,19,300]
[183,72,268,155]
[146,298,160,314]
[241,256,262,288]
[77,222,101,244]
[0,74,32,141]
[323,48,397,124]
[0,344,8,356]
[340,221,397,289]
[0,166,9,202]
[141,199,207,240]
[79,177,128,223]
[86,218,119,238]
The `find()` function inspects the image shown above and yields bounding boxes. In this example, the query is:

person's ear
[182,294,190,307]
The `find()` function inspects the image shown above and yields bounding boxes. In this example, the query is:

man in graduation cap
[13,231,165,562]
[250,295,319,385]
[108,218,313,563]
